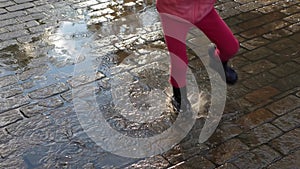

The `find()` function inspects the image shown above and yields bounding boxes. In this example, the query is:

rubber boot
[208,44,238,85]
[171,86,191,112]
[222,61,238,85]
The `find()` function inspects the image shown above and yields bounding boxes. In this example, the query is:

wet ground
[0,0,300,168]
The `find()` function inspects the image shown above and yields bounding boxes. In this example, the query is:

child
[156,0,239,112]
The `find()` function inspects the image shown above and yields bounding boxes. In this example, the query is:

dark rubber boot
[171,86,191,112]
[208,44,238,85]
[222,61,238,85]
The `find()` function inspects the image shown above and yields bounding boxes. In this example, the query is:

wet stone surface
[19,102,51,117]
[270,128,300,155]
[125,156,170,169]
[266,95,300,116]
[205,139,249,165]
[0,94,30,113]
[0,0,300,168]
[28,82,69,99]
[232,145,281,169]
[0,109,23,127]
[267,150,300,169]
[271,108,300,131]
[236,108,276,131]
[0,74,18,88]
[238,123,283,147]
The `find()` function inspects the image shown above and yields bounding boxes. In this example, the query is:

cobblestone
[125,156,169,169]
[5,2,34,11]
[280,5,300,15]
[216,163,238,169]
[0,10,26,20]
[16,12,47,22]
[206,121,243,147]
[245,86,280,104]
[266,38,298,52]
[270,128,300,155]
[241,59,276,75]
[232,145,281,168]
[284,13,300,24]
[60,91,72,102]
[240,27,270,39]
[169,156,215,169]
[38,96,64,108]
[17,63,49,81]
[242,72,277,89]
[287,22,300,32]
[236,1,263,12]
[263,28,293,40]
[0,94,30,113]
[238,123,283,147]
[262,20,290,32]
[4,20,39,31]
[26,3,53,13]
[241,47,274,61]
[0,18,17,27]
[17,32,43,43]
[267,95,300,116]
[14,0,34,3]
[257,4,282,14]
[162,144,205,166]
[28,23,55,33]
[28,82,69,99]
[0,29,29,41]
[0,7,6,14]
[272,73,300,91]
[0,39,18,49]
[267,149,300,169]
[0,129,12,144]
[269,61,300,78]
[205,139,249,165]
[0,27,7,34]
[67,72,105,88]
[272,108,300,131]
[236,108,276,130]
[241,37,270,50]
[0,109,23,127]
[0,1,15,8]
[0,85,23,98]
[19,103,50,117]
[0,74,18,88]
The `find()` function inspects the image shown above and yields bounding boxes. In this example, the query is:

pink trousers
[158,7,239,88]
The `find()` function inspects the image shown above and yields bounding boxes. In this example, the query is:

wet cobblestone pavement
[1,0,300,168]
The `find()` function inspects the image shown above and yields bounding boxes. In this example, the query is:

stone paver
[0,0,299,168]
[238,123,283,147]
[270,128,300,155]
[267,150,300,169]
[205,139,249,165]
[232,145,281,169]
[28,82,69,99]
[0,109,23,127]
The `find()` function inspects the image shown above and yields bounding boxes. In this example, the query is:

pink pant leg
[160,14,192,88]
[195,9,239,62]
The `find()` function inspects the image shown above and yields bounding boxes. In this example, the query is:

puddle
[0,45,31,76]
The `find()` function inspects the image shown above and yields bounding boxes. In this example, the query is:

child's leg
[159,14,192,88]
[195,9,239,62]
[159,14,193,112]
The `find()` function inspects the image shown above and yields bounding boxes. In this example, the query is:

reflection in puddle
[47,21,92,66]
[0,45,30,76]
